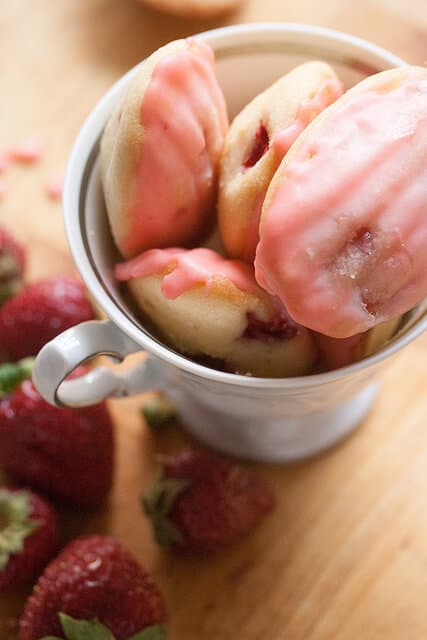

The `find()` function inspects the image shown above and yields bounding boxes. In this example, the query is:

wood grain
[2,1,427,638]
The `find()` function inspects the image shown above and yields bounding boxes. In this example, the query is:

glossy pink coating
[256,68,427,338]
[116,247,261,300]
[122,39,228,256]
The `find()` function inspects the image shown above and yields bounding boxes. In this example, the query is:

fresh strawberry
[19,535,166,640]
[0,275,94,361]
[0,487,59,591]
[142,449,275,554]
[0,226,25,306]
[0,361,114,509]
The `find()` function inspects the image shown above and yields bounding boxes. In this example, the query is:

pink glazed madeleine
[219,61,343,262]
[116,247,317,377]
[100,38,229,258]
[255,66,427,338]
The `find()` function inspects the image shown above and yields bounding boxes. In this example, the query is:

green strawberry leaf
[0,278,21,305]
[0,253,22,304]
[127,625,166,640]
[53,616,166,640]
[141,474,189,548]
[40,637,63,640]
[142,476,189,517]
[0,253,19,279]
[0,357,34,397]
[59,614,115,640]
[141,393,177,430]
[0,489,40,571]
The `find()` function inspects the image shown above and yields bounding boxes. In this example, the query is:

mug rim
[63,21,427,389]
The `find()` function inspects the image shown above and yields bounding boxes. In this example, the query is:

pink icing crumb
[0,152,9,174]
[116,247,261,300]
[45,175,63,201]
[9,138,44,164]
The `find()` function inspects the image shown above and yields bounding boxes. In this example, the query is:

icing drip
[116,247,261,299]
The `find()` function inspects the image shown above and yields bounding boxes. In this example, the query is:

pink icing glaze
[0,177,5,200]
[123,39,228,256]
[116,247,261,299]
[255,69,427,338]
[272,77,343,157]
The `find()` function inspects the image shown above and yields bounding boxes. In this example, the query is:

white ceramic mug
[33,23,427,462]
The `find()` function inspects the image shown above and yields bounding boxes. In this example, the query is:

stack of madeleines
[100,37,427,377]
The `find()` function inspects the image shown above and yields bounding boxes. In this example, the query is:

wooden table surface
[2,1,427,638]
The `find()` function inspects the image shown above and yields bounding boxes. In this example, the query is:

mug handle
[33,319,165,408]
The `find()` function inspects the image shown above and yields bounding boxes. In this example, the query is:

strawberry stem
[0,278,21,304]
[0,489,40,571]
[0,254,22,304]
[58,613,115,640]
[128,625,167,640]
[0,357,34,397]
[141,393,177,430]
[142,474,189,548]
[41,614,167,640]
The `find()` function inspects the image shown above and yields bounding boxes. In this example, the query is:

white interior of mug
[64,23,427,388]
